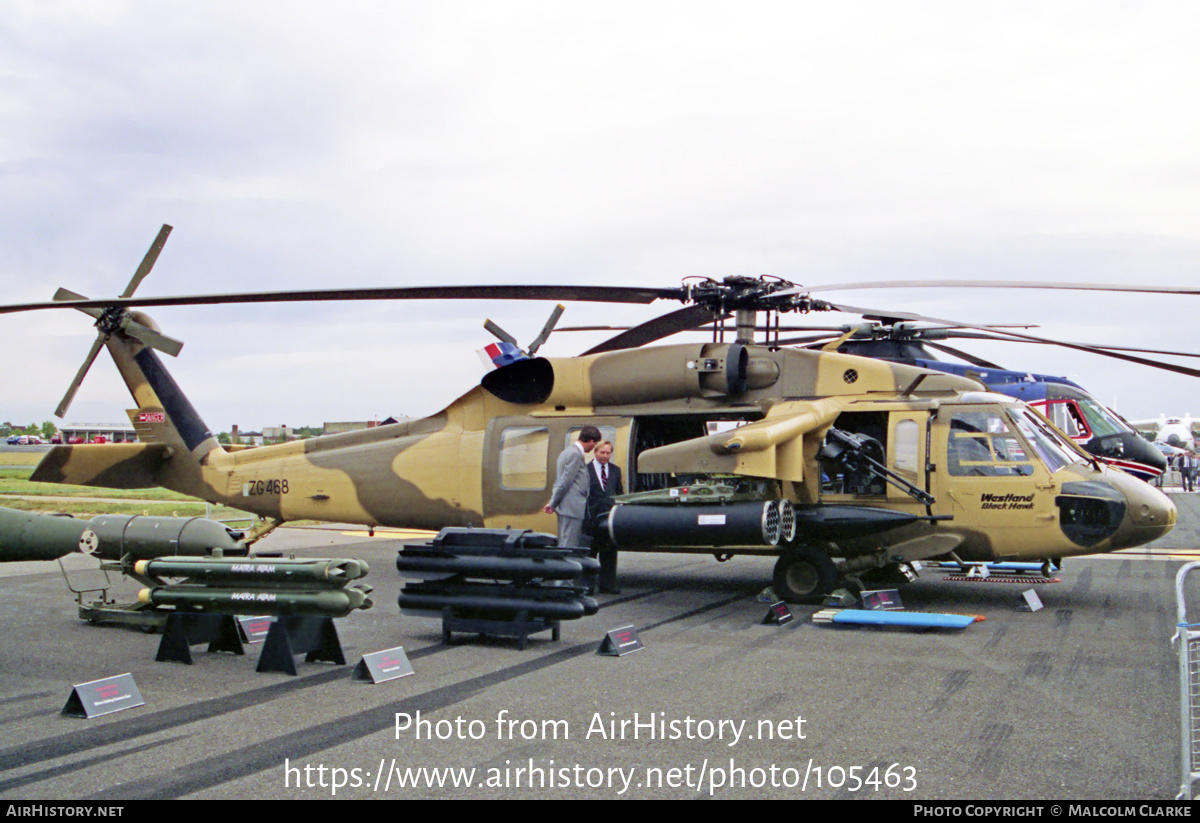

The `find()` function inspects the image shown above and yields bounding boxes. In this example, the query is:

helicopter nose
[1055,470,1175,552]
[1105,469,1177,549]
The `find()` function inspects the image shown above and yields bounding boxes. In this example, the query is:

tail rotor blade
[122,224,172,298]
[527,304,565,355]
[56,335,105,418]
[121,319,184,357]
[53,287,104,320]
[582,305,722,355]
[483,319,519,346]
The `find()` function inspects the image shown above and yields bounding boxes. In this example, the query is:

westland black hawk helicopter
[3,227,1189,601]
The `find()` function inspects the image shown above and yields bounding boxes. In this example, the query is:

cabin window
[947,411,1034,477]
[499,426,549,490]
[894,419,919,474]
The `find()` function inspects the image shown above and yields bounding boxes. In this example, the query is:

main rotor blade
[780,280,1200,299]
[56,335,106,418]
[0,284,686,316]
[581,305,721,355]
[824,301,1200,379]
[122,224,172,298]
[930,329,1200,360]
[923,341,1006,369]
[775,333,841,347]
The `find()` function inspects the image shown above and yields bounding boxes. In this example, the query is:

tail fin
[106,330,226,464]
[33,332,230,497]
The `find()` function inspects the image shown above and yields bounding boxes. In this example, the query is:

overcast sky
[2,1,1198,432]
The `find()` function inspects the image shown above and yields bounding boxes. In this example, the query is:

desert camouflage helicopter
[2,226,1191,601]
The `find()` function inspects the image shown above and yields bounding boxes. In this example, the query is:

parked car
[5,435,21,445]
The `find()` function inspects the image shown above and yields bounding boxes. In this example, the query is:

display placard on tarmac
[238,615,274,643]
[861,589,904,611]
[761,601,794,625]
[61,673,145,719]
[354,646,415,683]
[598,624,644,656]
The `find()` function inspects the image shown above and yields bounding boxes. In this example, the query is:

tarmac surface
[2,494,1200,800]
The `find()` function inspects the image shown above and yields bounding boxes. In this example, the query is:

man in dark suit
[584,440,623,592]
[544,425,601,547]
[585,440,623,532]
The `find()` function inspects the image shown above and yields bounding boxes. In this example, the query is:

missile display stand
[441,607,560,650]
[156,613,245,664]
[257,616,346,675]
[398,528,600,649]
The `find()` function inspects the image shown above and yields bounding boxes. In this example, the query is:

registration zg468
[243,479,289,496]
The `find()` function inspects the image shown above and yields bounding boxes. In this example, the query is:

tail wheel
[773,545,839,603]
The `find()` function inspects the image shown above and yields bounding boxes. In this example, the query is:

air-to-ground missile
[133,557,369,585]
[397,528,599,624]
[399,580,598,620]
[396,550,597,581]
[137,583,373,617]
[0,506,247,562]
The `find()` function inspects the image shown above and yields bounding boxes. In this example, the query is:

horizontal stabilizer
[31,444,172,489]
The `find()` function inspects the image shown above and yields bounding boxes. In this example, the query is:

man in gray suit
[544,425,602,547]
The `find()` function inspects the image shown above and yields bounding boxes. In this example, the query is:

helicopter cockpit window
[1074,397,1129,438]
[1037,400,1089,440]
[1010,409,1079,473]
[947,411,1034,477]
[499,426,549,490]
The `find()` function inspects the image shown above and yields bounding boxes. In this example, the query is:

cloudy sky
[2,1,1198,432]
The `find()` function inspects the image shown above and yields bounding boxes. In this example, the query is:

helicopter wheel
[773,545,839,604]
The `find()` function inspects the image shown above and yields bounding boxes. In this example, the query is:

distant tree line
[0,421,57,440]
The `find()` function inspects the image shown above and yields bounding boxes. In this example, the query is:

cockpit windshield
[1009,406,1085,473]
[1044,385,1131,438]
[946,403,1085,477]
[1073,396,1130,437]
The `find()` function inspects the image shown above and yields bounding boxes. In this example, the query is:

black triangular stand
[156,613,245,664]
[257,616,346,675]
